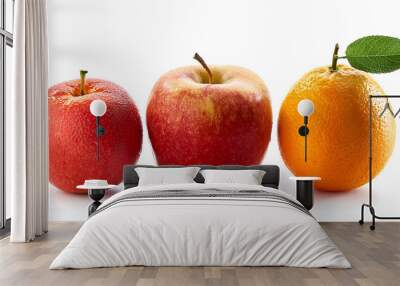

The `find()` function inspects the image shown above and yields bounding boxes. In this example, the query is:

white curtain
[8,0,49,242]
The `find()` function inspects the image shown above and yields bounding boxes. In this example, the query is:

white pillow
[135,167,200,186]
[200,169,266,185]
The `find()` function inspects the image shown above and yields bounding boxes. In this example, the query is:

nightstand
[77,180,116,216]
[289,177,321,210]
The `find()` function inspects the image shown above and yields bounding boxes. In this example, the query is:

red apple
[49,71,142,194]
[147,54,272,165]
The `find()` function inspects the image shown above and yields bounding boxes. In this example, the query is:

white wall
[48,0,400,221]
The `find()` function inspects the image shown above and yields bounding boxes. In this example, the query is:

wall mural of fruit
[49,71,143,194]
[147,53,273,165]
[48,35,400,194]
[279,36,400,191]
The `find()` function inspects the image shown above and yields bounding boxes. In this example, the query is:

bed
[50,165,350,269]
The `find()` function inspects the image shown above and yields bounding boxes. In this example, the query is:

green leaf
[345,35,400,73]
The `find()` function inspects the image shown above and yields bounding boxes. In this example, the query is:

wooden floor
[0,222,399,286]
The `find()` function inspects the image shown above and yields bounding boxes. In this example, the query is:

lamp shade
[297,99,314,116]
[90,99,107,117]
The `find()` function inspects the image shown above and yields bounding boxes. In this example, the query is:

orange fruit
[278,64,396,191]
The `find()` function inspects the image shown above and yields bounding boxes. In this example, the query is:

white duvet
[50,183,351,269]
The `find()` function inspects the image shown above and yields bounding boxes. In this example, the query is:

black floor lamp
[359,94,400,230]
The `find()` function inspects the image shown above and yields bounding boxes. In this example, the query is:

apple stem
[330,43,340,72]
[193,53,213,84]
[80,70,88,95]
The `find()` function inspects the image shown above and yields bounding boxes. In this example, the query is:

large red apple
[147,54,272,165]
[49,71,142,194]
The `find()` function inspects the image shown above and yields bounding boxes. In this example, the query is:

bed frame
[123,165,280,189]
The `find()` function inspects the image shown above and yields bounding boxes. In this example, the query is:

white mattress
[50,183,350,269]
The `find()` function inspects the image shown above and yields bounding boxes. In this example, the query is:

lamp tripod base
[359,204,376,231]
[359,203,400,231]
